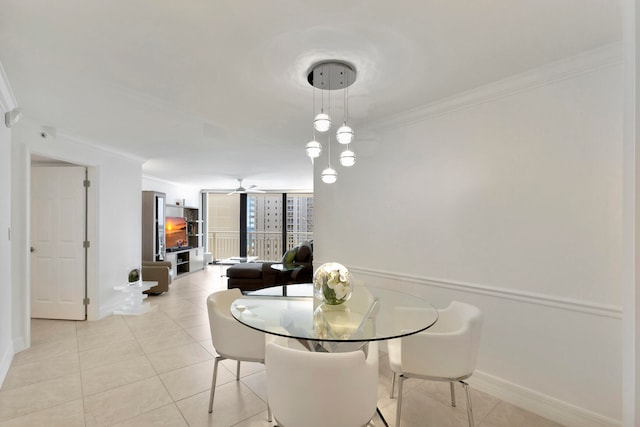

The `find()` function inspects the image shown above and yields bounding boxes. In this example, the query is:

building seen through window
[206,193,313,261]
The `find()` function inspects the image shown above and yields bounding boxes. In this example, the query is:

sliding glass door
[205,193,241,260]
[205,192,313,261]
[246,194,283,260]
[285,193,314,249]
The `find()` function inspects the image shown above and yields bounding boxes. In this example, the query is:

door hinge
[83,179,91,188]
[83,297,90,305]
[83,241,90,248]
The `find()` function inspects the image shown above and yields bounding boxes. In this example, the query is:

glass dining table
[231,283,438,426]
[230,283,439,353]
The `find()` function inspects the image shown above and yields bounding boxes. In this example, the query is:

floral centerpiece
[313,262,353,305]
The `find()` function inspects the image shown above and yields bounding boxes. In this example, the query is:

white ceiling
[0,1,622,191]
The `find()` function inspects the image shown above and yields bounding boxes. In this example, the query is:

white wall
[621,2,640,426]
[0,108,14,388]
[10,121,143,355]
[314,48,623,426]
[142,175,201,208]
[0,61,17,387]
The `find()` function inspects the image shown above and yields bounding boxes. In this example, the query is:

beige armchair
[141,260,172,294]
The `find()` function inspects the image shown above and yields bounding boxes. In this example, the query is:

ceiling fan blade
[226,180,264,194]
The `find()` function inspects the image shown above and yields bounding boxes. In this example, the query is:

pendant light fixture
[313,63,331,132]
[336,73,354,145]
[339,149,356,167]
[305,139,322,159]
[305,84,323,159]
[337,68,356,167]
[305,60,357,183]
[321,133,337,184]
[314,113,331,133]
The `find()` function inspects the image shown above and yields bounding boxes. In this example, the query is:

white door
[31,166,86,320]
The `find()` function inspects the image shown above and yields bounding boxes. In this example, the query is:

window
[205,192,313,260]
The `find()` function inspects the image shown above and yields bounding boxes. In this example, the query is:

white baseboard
[471,371,621,427]
[0,342,15,388]
[12,336,26,353]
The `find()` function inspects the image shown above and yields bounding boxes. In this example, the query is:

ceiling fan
[226,178,266,195]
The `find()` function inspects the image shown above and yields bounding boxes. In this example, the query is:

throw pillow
[282,248,297,264]
[294,244,311,263]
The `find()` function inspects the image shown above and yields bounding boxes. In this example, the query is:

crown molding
[16,118,146,164]
[0,61,18,113]
[57,131,147,164]
[372,42,623,131]
[142,173,184,187]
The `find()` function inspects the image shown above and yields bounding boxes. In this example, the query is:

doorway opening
[30,155,89,321]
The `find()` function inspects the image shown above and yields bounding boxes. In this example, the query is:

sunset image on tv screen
[166,217,187,248]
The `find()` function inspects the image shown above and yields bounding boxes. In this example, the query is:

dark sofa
[226,241,313,293]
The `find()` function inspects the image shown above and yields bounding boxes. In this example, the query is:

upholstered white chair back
[207,288,265,362]
[266,339,379,427]
[401,300,483,380]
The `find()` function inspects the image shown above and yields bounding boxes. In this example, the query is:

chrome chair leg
[395,375,405,427]
[236,360,241,380]
[390,372,396,398]
[267,404,272,422]
[209,356,224,413]
[450,381,456,407]
[461,381,474,427]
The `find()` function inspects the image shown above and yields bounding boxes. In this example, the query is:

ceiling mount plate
[307,61,356,90]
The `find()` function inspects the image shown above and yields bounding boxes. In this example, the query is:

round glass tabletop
[230,283,438,345]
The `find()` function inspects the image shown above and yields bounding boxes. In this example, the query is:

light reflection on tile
[175,385,269,427]
[159,359,219,401]
[1,352,80,391]
[79,339,145,371]
[0,399,85,427]
[83,377,173,427]
[146,342,213,374]
[81,355,157,396]
[0,374,82,422]
[109,403,188,427]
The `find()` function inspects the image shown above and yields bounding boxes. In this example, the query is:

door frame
[24,151,99,341]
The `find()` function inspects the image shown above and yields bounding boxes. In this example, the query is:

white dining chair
[206,288,271,421]
[266,338,379,427]
[388,300,483,427]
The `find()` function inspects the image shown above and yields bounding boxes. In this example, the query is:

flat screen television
[166,216,188,249]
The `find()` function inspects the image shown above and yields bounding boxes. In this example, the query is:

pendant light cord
[312,79,316,140]
[327,64,332,167]
[344,68,349,124]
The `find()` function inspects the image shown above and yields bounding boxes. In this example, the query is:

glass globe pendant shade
[313,113,331,132]
[339,149,356,167]
[305,140,322,158]
[336,124,354,144]
[321,167,337,184]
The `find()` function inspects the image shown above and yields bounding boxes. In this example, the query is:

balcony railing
[207,231,313,261]
[207,231,240,260]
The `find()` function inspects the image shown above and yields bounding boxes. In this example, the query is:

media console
[165,247,204,277]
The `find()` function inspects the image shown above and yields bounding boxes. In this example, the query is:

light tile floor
[0,265,564,427]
